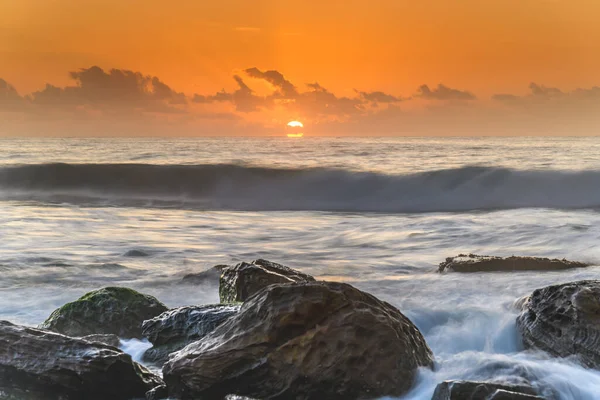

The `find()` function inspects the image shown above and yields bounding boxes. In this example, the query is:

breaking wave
[2,163,600,212]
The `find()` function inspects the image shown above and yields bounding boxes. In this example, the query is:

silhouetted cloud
[416,84,476,100]
[0,79,26,111]
[30,66,186,113]
[357,90,403,104]
[493,82,600,104]
[245,67,298,98]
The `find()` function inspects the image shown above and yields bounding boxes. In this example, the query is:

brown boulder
[517,280,600,368]
[439,254,588,273]
[219,259,315,303]
[0,320,162,400]
[164,281,433,400]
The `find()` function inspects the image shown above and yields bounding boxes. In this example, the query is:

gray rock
[80,333,121,347]
[517,280,600,368]
[39,287,168,339]
[439,254,588,273]
[0,320,163,400]
[142,304,240,364]
[145,384,168,400]
[219,259,315,303]
[431,380,543,400]
[164,281,433,400]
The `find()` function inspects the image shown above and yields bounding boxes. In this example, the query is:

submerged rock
[181,264,229,285]
[124,249,151,257]
[164,281,433,400]
[431,380,543,399]
[517,280,600,368]
[438,254,588,273]
[0,320,162,400]
[80,333,121,347]
[39,287,168,339]
[142,304,240,364]
[219,258,315,303]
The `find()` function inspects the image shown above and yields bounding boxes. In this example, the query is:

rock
[517,280,600,368]
[438,254,588,273]
[164,281,433,400]
[145,384,169,400]
[219,259,315,303]
[124,249,151,257]
[0,320,163,400]
[80,333,121,347]
[142,304,240,364]
[431,380,543,400]
[39,287,168,339]
[181,264,229,285]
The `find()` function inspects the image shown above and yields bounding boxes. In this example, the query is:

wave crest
[1,163,599,212]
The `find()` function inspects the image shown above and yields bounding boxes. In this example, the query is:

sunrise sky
[2,0,600,136]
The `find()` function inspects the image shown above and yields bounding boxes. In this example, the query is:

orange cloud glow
[1,0,600,136]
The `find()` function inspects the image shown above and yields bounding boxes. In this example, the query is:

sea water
[2,136,600,399]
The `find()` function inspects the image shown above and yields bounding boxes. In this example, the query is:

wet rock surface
[142,304,240,364]
[39,286,168,339]
[80,333,121,347]
[164,281,433,400]
[431,380,543,400]
[517,280,600,368]
[438,254,588,273]
[219,259,315,303]
[0,320,162,400]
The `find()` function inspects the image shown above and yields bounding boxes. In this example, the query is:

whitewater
[3,136,600,399]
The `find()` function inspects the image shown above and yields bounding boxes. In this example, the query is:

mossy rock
[39,287,168,339]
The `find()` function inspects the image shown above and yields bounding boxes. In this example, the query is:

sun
[286,120,304,138]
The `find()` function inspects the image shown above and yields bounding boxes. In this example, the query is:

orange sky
[1,0,600,136]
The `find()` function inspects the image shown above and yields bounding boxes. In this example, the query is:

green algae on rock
[39,287,168,339]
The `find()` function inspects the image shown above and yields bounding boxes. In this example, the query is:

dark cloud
[306,82,326,91]
[416,84,476,101]
[30,66,187,113]
[528,83,563,98]
[0,79,26,111]
[193,69,373,116]
[296,84,363,116]
[493,83,600,104]
[357,90,402,104]
[244,67,297,98]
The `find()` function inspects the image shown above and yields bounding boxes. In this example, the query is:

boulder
[517,280,600,368]
[0,320,162,400]
[142,304,240,364]
[164,281,433,400]
[39,287,168,339]
[438,254,588,273]
[219,259,315,303]
[181,264,229,285]
[431,381,543,399]
[80,333,121,347]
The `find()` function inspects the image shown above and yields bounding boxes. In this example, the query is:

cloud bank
[2,66,600,136]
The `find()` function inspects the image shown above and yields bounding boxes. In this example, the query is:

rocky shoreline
[0,256,595,399]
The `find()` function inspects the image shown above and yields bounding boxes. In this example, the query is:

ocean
[2,136,600,399]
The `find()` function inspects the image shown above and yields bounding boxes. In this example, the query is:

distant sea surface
[3,136,600,399]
